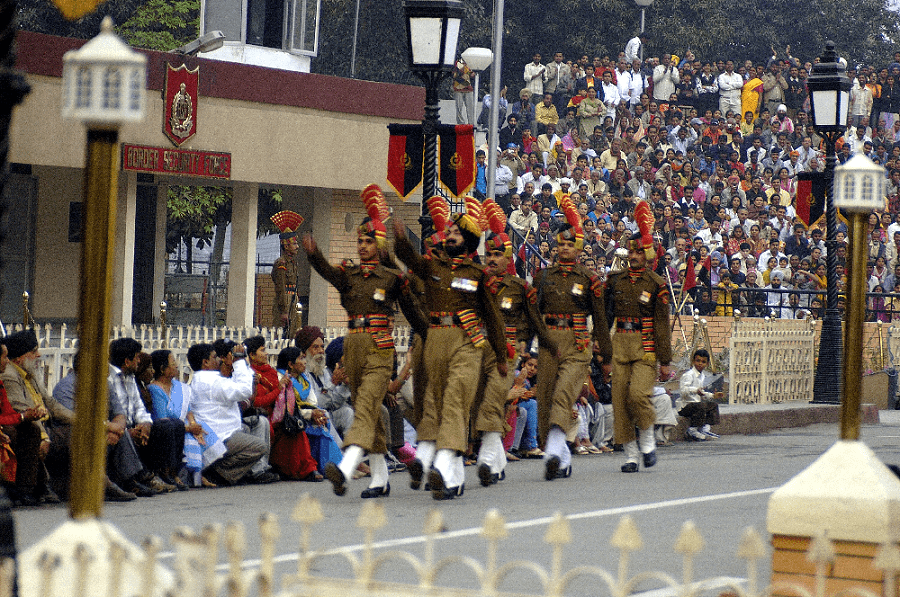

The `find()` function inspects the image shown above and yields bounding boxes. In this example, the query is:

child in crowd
[677,349,722,441]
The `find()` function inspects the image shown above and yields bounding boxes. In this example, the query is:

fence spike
[141,536,162,597]
[107,541,127,597]
[224,522,246,597]
[73,543,92,597]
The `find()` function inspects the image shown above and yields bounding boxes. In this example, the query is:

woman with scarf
[148,349,214,489]
[246,335,323,482]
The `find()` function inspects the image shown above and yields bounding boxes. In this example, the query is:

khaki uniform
[307,248,415,454]
[473,275,556,434]
[395,236,506,453]
[271,253,299,333]
[604,268,672,444]
[533,262,612,442]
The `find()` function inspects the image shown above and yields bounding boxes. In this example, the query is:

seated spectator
[187,342,276,486]
[148,349,207,489]
[48,352,139,502]
[1,330,72,506]
[504,353,542,458]
[108,338,177,494]
[678,349,722,441]
[0,338,60,506]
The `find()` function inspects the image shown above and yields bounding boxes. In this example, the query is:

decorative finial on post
[160,301,168,349]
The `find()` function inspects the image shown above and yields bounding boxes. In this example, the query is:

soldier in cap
[393,196,508,500]
[270,211,305,337]
[533,196,612,481]
[302,185,420,498]
[472,199,557,486]
[604,200,672,473]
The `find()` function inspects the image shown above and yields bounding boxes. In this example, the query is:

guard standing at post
[533,196,612,481]
[393,196,508,500]
[303,185,419,498]
[604,200,672,473]
[271,211,305,337]
[473,198,557,486]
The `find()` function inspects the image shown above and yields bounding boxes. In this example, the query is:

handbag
[274,384,306,435]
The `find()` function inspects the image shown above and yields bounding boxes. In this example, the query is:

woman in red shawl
[246,335,322,481]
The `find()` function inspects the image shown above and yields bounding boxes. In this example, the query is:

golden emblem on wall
[164,63,199,147]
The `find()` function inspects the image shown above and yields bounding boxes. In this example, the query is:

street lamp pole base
[812,309,843,404]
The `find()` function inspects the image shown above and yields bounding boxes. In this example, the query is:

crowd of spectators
[461,46,900,320]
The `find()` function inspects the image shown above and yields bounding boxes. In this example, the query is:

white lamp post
[61,15,146,519]
[833,154,886,440]
[634,0,653,60]
[403,0,463,239]
[461,46,492,128]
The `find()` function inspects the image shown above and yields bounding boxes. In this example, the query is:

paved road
[13,414,900,594]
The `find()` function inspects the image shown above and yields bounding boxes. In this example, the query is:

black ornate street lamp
[808,41,851,404]
[403,0,463,241]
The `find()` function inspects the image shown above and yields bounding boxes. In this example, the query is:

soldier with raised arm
[303,185,421,499]
[393,196,508,500]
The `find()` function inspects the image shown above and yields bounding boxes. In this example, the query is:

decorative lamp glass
[461,47,492,72]
[634,0,653,8]
[833,154,887,213]
[403,0,464,72]
[61,16,147,127]
[807,41,851,132]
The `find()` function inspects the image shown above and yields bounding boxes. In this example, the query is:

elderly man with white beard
[296,328,354,436]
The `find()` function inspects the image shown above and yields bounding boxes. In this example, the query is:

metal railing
[507,225,549,281]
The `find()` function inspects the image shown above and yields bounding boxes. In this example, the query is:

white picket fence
[8,323,413,393]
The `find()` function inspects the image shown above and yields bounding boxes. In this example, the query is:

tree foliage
[117,0,200,51]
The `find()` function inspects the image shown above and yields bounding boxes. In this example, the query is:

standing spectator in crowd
[629,60,648,110]
[500,115,524,151]
[452,56,474,125]
[762,61,788,118]
[696,62,719,116]
[624,31,646,65]
[535,93,560,135]
[271,212,303,336]
[510,89,536,132]
[545,51,573,115]
[524,53,547,102]
[600,70,621,119]
[718,60,743,116]
[509,195,539,238]
[653,54,680,101]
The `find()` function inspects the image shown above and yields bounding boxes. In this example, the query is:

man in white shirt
[600,70,621,119]
[188,341,273,485]
[509,196,539,237]
[677,349,721,441]
[628,60,646,109]
[615,60,632,107]
[652,54,680,101]
[717,60,743,116]
[523,53,547,101]
[624,32,646,65]
[697,218,724,252]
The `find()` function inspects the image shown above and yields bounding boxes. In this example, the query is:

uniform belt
[545,315,573,328]
[347,316,387,330]
[430,314,459,327]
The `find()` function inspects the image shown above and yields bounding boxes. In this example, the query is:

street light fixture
[808,40,850,405]
[833,155,885,440]
[403,0,463,241]
[173,30,226,56]
[461,46,492,128]
[61,16,147,518]
[634,0,653,60]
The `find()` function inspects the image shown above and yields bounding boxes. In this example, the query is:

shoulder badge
[590,276,603,298]
[526,285,538,305]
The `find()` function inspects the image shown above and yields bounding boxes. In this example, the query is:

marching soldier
[303,185,420,498]
[473,199,557,486]
[393,196,507,500]
[270,211,305,337]
[604,200,672,473]
[533,196,612,481]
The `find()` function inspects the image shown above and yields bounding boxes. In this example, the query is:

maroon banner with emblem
[164,63,199,147]
[796,171,825,227]
[438,124,475,198]
[386,124,424,198]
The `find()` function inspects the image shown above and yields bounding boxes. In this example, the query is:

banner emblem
[164,63,199,147]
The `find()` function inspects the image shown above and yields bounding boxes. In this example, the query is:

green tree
[117,0,200,51]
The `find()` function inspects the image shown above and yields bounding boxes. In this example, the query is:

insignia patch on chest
[500,297,513,310]
[639,290,651,304]
[373,288,386,301]
[451,277,478,292]
[571,283,584,296]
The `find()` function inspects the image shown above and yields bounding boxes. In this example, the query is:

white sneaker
[686,427,708,441]
[700,424,720,439]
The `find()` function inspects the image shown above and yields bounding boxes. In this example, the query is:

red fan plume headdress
[483,198,512,258]
[359,184,389,248]
[555,194,584,251]
[271,211,305,240]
